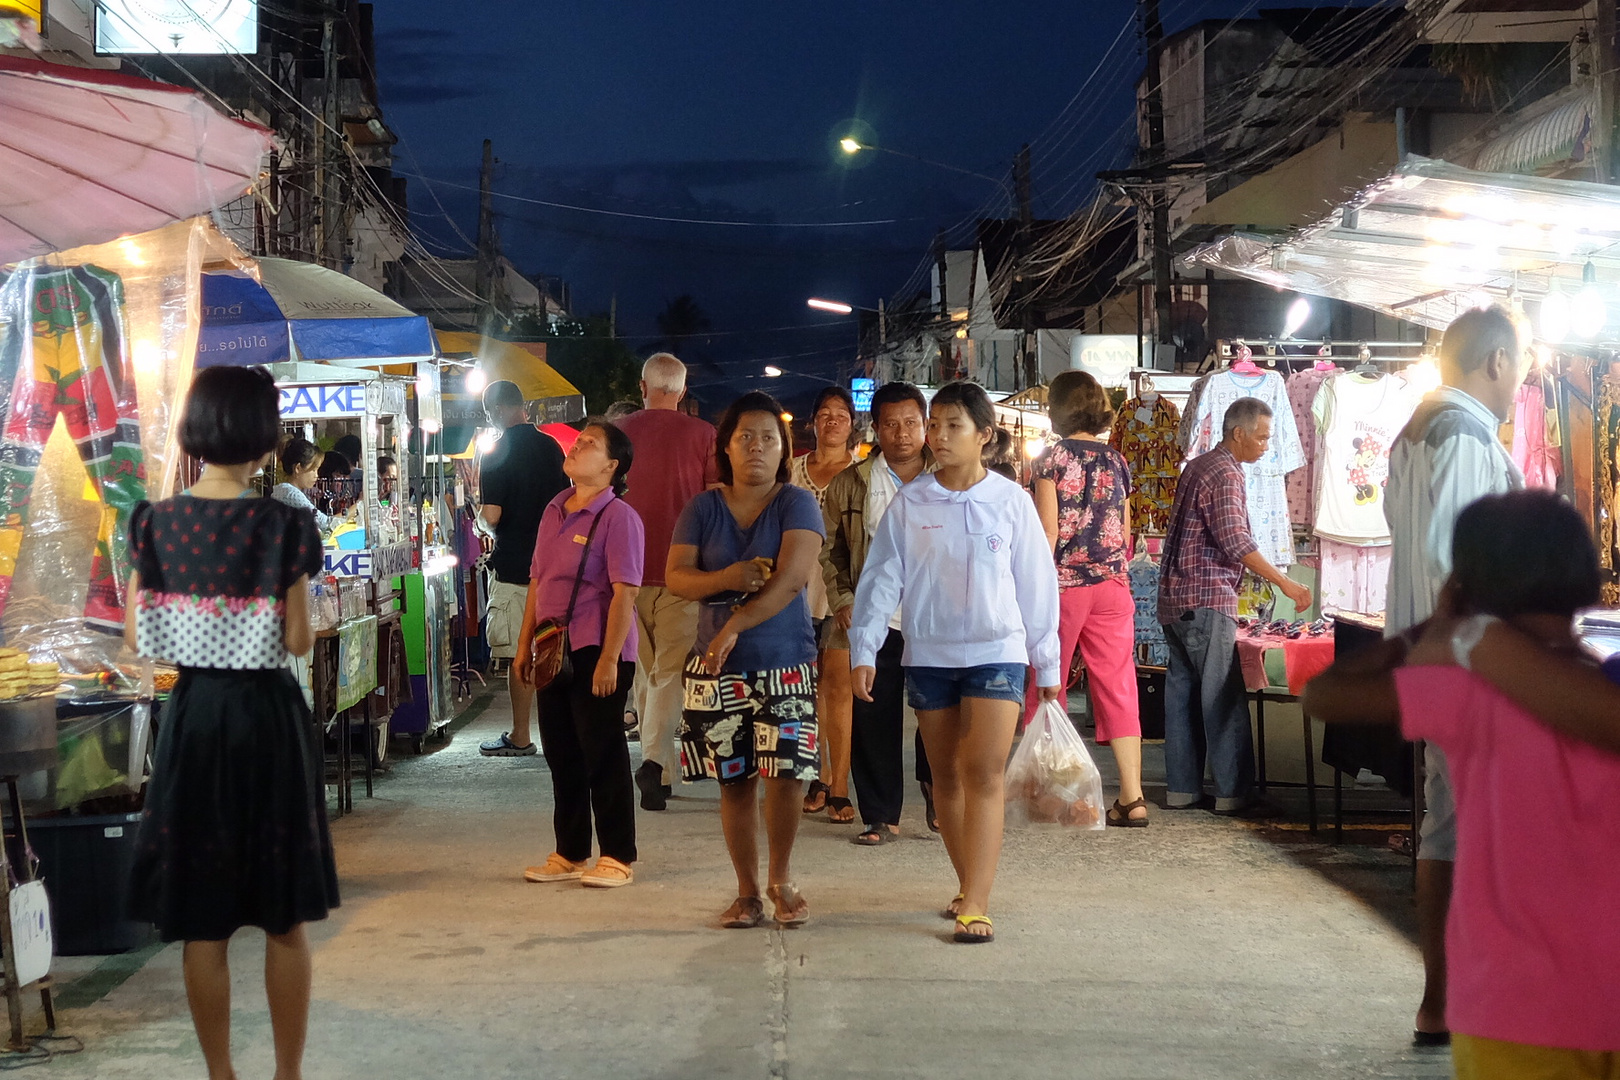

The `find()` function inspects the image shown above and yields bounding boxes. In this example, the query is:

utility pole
[1597,0,1618,184]
[475,139,498,331]
[933,229,953,383]
[1141,0,1174,352]
[317,13,343,269]
[1014,143,1033,226]
[1011,144,1040,388]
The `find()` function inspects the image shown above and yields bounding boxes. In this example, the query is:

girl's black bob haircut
[1451,490,1600,619]
[180,366,281,466]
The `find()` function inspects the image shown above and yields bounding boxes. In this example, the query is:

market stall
[1182,154,1620,825]
[429,331,584,715]
[193,252,438,789]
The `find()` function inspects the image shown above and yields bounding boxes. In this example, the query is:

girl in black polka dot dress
[125,365,338,1080]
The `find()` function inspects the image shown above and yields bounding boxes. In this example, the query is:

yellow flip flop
[953,915,994,944]
[939,893,965,920]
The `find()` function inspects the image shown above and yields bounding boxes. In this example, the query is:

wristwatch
[1450,614,1499,671]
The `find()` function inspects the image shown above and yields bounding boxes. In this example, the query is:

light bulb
[464,368,488,395]
[1281,297,1311,338]
[476,431,499,454]
[1572,285,1606,338]
[1024,438,1044,459]
[1540,290,1571,342]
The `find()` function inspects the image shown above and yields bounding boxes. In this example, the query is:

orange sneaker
[580,856,634,889]
[523,854,586,882]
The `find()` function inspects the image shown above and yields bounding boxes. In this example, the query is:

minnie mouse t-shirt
[129,495,323,669]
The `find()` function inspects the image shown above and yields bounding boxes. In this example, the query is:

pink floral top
[1032,440,1130,588]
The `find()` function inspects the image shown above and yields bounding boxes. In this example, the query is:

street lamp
[839,137,1014,206]
[807,297,854,315]
[763,365,784,377]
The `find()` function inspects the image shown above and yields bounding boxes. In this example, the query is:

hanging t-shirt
[1285,367,1335,527]
[1188,369,1304,567]
[1510,382,1561,491]
[1311,373,1418,546]
[1109,394,1181,533]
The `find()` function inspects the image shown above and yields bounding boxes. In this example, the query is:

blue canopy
[197,257,436,369]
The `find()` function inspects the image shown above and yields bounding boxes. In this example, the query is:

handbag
[529,500,608,691]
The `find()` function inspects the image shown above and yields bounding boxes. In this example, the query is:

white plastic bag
[1005,700,1105,831]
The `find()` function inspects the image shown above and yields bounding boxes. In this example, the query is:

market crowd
[121,309,1619,1080]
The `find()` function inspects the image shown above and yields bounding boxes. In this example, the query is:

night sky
[371,0,1255,398]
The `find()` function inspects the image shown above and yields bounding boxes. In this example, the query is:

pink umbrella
[0,54,274,265]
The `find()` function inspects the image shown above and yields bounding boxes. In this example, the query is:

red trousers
[1023,578,1141,743]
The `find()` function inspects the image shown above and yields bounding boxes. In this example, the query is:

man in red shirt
[615,353,718,810]
[1158,397,1311,815]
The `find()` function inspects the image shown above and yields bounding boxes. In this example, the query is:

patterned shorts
[678,655,820,785]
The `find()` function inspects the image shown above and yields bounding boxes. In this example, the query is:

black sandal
[852,825,899,846]
[825,796,855,824]
[919,781,939,832]
[802,779,829,815]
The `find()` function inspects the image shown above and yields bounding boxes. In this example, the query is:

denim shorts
[905,664,1027,712]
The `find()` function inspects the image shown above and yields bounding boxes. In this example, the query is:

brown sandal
[1107,797,1150,828]
[720,896,765,929]
[766,883,809,928]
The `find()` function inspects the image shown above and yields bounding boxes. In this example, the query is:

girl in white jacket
[850,380,1060,943]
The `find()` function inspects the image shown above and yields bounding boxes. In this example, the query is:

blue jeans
[1162,608,1254,808]
[905,663,1027,712]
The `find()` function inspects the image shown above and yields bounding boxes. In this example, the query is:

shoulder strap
[562,497,610,626]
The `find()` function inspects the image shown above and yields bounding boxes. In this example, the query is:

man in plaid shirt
[1159,397,1311,814]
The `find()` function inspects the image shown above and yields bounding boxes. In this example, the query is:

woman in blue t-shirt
[668,391,826,930]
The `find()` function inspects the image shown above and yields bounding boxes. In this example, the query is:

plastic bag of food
[1005,699,1105,831]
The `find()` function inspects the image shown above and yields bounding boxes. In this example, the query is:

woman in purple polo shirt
[515,420,646,889]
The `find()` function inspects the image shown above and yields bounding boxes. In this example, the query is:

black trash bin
[28,813,156,955]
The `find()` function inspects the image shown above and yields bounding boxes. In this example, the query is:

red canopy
[0,54,275,263]
[540,423,579,453]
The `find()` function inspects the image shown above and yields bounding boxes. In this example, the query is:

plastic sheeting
[1182,155,1620,333]
[0,218,229,682]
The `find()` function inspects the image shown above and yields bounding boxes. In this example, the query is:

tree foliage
[507,310,642,415]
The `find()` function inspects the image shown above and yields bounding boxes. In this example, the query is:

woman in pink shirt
[1306,491,1620,1071]
[514,420,646,890]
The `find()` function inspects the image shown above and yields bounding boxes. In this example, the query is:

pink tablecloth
[1235,634,1335,695]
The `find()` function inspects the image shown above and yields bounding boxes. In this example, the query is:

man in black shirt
[476,380,569,756]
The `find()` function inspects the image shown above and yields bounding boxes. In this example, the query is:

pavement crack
[765,929,790,1079]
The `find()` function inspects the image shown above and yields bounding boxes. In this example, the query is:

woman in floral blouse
[1025,371,1147,826]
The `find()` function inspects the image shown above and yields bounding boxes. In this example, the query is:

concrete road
[37,691,1451,1079]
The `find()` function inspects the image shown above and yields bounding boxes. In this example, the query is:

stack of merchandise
[0,649,56,699]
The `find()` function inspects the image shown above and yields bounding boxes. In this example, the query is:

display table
[311,615,380,816]
[1232,632,1334,833]
[1235,633,1334,694]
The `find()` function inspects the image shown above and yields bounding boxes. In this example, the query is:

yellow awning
[1188,119,1399,232]
[435,331,580,401]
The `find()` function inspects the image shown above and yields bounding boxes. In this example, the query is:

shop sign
[96,0,257,54]
[281,383,365,420]
[1071,336,1136,388]
[7,881,50,987]
[324,542,413,581]
[365,381,408,417]
[850,378,875,412]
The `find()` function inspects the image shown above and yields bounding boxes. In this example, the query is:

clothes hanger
[1138,373,1159,404]
[1353,343,1381,378]
[1230,341,1260,375]
[1313,341,1337,373]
